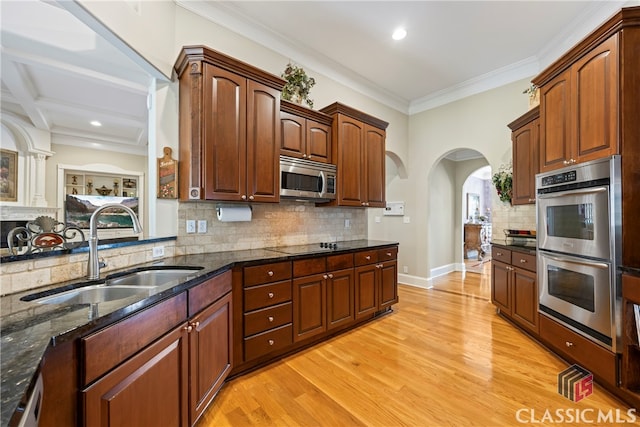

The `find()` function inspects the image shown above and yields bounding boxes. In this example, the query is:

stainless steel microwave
[279,156,336,202]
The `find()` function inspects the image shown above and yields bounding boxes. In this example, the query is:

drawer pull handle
[268,316,274,322]
[365,256,371,260]
[565,341,574,348]
[496,252,503,256]
[520,259,527,263]
[386,252,392,257]
[268,271,274,277]
[268,339,275,346]
[268,292,275,299]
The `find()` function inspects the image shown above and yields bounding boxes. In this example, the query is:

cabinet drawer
[244,280,292,312]
[540,314,617,385]
[188,270,232,316]
[293,257,326,277]
[244,261,291,287]
[327,253,354,270]
[81,292,188,386]
[244,302,292,336]
[354,250,378,266]
[378,247,398,261]
[512,252,536,273]
[492,247,512,264]
[244,323,293,361]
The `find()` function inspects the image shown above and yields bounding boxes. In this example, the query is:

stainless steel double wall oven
[537,156,622,353]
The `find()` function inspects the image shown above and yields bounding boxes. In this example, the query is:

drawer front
[244,261,291,287]
[293,257,326,277]
[354,250,378,266]
[82,292,188,386]
[188,270,232,316]
[244,302,292,336]
[327,253,354,271]
[244,323,293,361]
[512,252,536,273]
[377,247,398,261]
[492,247,512,264]
[244,280,292,312]
[539,315,617,385]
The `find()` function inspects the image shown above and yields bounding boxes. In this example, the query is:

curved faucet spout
[87,203,143,280]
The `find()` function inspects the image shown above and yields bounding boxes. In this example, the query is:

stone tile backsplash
[491,191,537,240]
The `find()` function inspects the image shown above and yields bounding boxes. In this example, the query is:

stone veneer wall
[0,241,175,296]
[0,202,366,296]
[175,201,367,255]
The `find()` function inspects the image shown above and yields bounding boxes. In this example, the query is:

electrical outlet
[197,220,207,233]
[152,246,165,258]
[375,216,381,223]
[186,220,196,233]
[403,216,411,224]
[344,219,351,229]
[403,266,409,274]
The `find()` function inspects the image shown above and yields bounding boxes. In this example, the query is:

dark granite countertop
[0,239,397,426]
[491,239,537,255]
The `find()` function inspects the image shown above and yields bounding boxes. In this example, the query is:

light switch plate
[186,220,196,233]
[403,216,411,224]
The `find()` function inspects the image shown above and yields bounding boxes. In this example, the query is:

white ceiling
[1,0,636,156]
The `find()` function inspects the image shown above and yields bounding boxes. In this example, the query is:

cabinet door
[83,324,189,427]
[246,80,280,203]
[378,260,398,310]
[306,119,331,163]
[511,268,538,334]
[573,35,618,163]
[512,119,539,205]
[327,268,355,330]
[491,261,511,315]
[293,274,327,342]
[336,114,364,206]
[355,264,378,319]
[280,111,305,158]
[539,69,572,173]
[364,124,386,207]
[190,292,233,424]
[203,64,247,201]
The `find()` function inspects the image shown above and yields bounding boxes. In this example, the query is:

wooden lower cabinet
[293,273,327,342]
[355,249,398,319]
[490,246,538,335]
[327,268,355,330]
[83,323,190,427]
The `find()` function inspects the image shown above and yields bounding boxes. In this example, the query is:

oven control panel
[541,170,577,187]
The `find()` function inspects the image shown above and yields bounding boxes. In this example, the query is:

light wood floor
[198,269,634,426]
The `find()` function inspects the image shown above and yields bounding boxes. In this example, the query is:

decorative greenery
[281,62,316,108]
[492,163,513,203]
[523,83,538,99]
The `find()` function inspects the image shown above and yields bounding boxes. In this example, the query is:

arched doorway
[462,165,492,275]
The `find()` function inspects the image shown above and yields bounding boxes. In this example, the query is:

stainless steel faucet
[87,203,142,280]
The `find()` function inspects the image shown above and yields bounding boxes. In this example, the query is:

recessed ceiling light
[90,120,102,127]
[392,28,407,41]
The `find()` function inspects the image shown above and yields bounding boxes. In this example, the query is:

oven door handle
[543,254,609,269]
[537,186,607,199]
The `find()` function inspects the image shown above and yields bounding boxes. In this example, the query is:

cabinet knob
[365,256,371,260]
[241,195,247,200]
[249,195,255,200]
[268,316,274,322]
[328,273,333,279]
[323,274,328,279]
[565,341,574,348]
[268,270,274,277]
[528,198,536,203]
[496,252,503,256]
[520,259,527,263]
[268,292,275,299]
[386,252,392,257]
[184,325,193,333]
[192,321,200,328]
[268,339,275,346]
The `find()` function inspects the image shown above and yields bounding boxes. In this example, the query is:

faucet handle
[98,258,107,269]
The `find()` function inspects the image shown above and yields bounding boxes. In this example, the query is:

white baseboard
[398,273,432,289]
[430,263,456,278]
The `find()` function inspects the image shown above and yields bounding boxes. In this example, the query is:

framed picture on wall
[467,193,480,219]
[0,149,18,202]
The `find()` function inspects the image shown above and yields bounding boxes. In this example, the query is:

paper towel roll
[216,205,252,222]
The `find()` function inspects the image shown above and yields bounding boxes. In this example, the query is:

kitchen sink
[31,285,148,305]
[106,267,203,287]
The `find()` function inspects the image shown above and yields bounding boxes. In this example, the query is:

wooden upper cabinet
[535,34,619,173]
[508,107,539,205]
[174,45,285,202]
[320,102,388,207]
[280,100,332,163]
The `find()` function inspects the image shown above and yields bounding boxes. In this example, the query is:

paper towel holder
[216,204,252,222]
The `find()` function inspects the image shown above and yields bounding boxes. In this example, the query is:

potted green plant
[281,62,316,108]
[492,163,513,203]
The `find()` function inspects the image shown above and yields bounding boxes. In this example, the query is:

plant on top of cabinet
[281,62,316,108]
